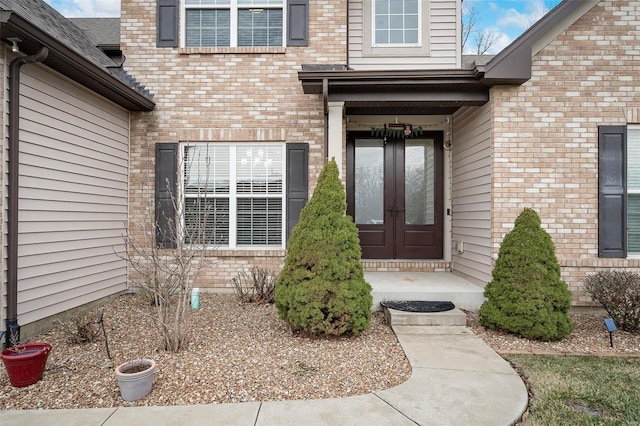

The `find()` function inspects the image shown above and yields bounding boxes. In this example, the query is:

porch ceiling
[345,101,464,116]
[299,67,490,115]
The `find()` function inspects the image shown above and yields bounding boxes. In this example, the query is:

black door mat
[380,300,455,313]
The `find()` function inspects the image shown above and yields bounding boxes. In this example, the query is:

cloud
[485,30,512,55]
[496,0,550,31]
[45,0,120,17]
[462,26,512,55]
[465,0,558,54]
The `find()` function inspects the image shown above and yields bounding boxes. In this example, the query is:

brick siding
[120,0,640,302]
[491,0,640,304]
[122,0,347,288]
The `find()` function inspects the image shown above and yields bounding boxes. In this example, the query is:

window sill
[208,248,286,257]
[364,46,430,57]
[163,248,285,257]
[179,47,287,55]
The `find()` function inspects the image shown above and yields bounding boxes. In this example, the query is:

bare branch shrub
[584,270,640,333]
[55,312,100,345]
[123,224,210,352]
[231,266,277,304]
[120,143,213,353]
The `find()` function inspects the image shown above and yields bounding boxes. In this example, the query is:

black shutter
[287,0,309,46]
[598,125,626,258]
[156,143,178,248]
[286,143,309,240]
[157,0,179,47]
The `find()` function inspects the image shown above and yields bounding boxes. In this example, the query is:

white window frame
[180,142,286,249]
[363,0,430,57]
[371,0,422,48]
[627,125,640,255]
[182,0,287,48]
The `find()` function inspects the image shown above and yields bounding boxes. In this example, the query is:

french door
[346,132,444,259]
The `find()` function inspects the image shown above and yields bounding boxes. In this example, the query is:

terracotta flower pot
[115,358,156,401]
[1,342,52,388]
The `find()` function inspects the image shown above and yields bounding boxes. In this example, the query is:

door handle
[387,208,395,217]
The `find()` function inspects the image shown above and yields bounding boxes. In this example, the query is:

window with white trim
[182,143,285,248]
[184,0,284,47]
[373,0,420,46]
[628,126,640,253]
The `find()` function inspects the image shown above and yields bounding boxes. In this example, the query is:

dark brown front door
[346,132,444,259]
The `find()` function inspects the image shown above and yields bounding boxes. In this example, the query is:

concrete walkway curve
[1,325,528,426]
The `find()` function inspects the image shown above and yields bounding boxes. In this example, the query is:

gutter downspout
[6,46,49,347]
[346,0,350,68]
[323,78,328,162]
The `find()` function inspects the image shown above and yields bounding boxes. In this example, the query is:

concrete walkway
[1,325,528,426]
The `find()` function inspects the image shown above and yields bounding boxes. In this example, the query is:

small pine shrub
[231,265,277,304]
[584,271,640,333]
[479,208,573,341]
[275,159,372,336]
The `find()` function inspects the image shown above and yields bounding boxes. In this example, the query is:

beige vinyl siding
[0,50,5,331]
[7,64,129,326]
[451,104,493,285]
[348,0,364,61]
[348,0,460,70]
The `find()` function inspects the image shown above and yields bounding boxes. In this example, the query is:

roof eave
[298,68,487,95]
[98,43,121,52]
[484,0,600,83]
[0,11,154,112]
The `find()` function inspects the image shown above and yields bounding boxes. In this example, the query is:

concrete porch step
[383,307,467,327]
[365,271,485,312]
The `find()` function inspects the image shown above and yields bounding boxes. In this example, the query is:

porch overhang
[299,68,491,115]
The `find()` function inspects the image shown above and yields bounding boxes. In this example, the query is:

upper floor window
[373,0,420,46]
[184,0,284,47]
[362,0,428,57]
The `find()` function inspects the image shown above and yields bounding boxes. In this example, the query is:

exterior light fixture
[7,38,21,53]
[603,318,617,348]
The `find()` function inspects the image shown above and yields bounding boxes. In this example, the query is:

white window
[628,126,640,253]
[363,0,428,57]
[182,143,285,248]
[184,0,284,47]
[373,0,420,46]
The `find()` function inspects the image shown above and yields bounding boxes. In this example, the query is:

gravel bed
[467,310,640,356]
[0,293,411,410]
[2,294,639,410]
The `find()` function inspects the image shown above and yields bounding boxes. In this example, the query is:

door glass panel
[405,140,434,225]
[355,139,384,225]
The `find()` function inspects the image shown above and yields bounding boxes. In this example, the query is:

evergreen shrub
[479,208,573,341]
[275,159,372,336]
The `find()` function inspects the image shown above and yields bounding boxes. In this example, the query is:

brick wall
[122,0,347,287]
[491,0,640,304]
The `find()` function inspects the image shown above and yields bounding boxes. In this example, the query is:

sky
[44,0,563,54]
[464,0,563,53]
[44,0,119,17]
